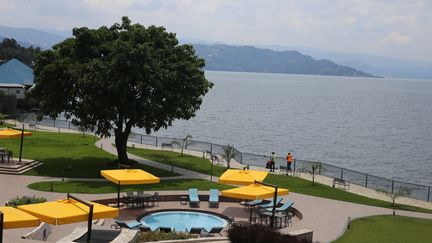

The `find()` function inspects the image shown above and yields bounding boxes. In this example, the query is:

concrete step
[0,161,42,175]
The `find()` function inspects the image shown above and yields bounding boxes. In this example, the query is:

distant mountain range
[193,44,375,77]
[1,25,432,79]
[259,45,432,80]
[0,25,65,49]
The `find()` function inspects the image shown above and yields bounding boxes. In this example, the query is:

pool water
[140,211,228,232]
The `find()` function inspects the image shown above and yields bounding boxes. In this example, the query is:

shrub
[138,231,197,242]
[228,224,308,243]
[7,195,47,207]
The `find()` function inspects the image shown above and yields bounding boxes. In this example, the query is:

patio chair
[189,188,200,207]
[189,227,204,235]
[111,220,141,229]
[244,199,264,208]
[205,227,224,236]
[151,192,159,207]
[139,225,151,232]
[209,189,219,208]
[258,197,283,209]
[265,199,294,213]
[157,227,172,233]
[122,196,135,208]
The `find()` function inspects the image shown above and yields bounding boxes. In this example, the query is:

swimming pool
[140,210,229,232]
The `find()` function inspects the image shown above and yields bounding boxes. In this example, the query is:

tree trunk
[115,132,130,164]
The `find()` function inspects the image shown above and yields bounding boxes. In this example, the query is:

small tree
[222,144,235,169]
[376,187,412,215]
[310,163,322,185]
[0,113,7,125]
[172,134,192,156]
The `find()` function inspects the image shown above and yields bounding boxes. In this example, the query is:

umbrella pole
[87,204,94,243]
[117,182,120,208]
[270,187,278,229]
[19,126,24,162]
[0,211,3,243]
[67,194,93,243]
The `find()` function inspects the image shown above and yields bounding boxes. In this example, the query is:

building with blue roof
[0,58,34,86]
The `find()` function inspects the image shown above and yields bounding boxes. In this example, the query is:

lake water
[150,71,432,186]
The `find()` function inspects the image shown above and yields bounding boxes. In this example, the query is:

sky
[0,0,431,61]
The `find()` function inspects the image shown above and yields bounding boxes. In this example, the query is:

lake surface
[149,71,432,186]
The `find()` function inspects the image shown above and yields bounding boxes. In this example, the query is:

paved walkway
[2,122,432,242]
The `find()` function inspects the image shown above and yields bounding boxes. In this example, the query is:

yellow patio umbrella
[222,182,289,228]
[221,183,289,200]
[101,169,160,207]
[0,206,40,243]
[219,169,268,186]
[18,194,118,242]
[0,128,32,162]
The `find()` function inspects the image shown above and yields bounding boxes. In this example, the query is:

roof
[0,83,25,88]
[0,59,34,85]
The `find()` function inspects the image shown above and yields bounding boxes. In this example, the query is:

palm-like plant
[172,134,192,156]
[377,186,412,215]
[310,163,322,185]
[222,144,235,169]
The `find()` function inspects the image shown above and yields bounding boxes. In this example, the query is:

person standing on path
[270,152,276,172]
[286,152,293,172]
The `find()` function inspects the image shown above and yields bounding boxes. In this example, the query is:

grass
[0,130,177,178]
[333,215,432,243]
[28,179,234,193]
[127,147,227,176]
[264,174,432,213]
[128,147,432,213]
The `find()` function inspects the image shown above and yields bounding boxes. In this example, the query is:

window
[16,89,21,94]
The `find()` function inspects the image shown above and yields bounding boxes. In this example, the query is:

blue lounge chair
[157,227,172,233]
[189,188,200,207]
[265,199,294,212]
[189,227,205,235]
[209,189,219,208]
[258,197,283,209]
[244,199,264,208]
[203,227,224,236]
[111,220,141,229]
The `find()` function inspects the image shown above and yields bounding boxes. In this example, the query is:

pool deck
[2,122,432,242]
[2,173,432,243]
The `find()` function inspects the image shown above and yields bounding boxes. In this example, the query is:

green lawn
[128,147,432,213]
[28,179,234,193]
[264,174,432,213]
[0,131,177,178]
[127,147,227,176]
[333,215,432,243]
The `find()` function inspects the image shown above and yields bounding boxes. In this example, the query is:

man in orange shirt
[286,152,293,172]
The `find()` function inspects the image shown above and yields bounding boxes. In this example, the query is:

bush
[138,231,197,242]
[7,195,47,207]
[228,224,308,243]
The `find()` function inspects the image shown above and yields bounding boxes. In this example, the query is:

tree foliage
[222,144,235,168]
[33,17,212,163]
[0,38,40,66]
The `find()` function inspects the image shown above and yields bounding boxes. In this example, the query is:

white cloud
[381,31,411,45]
[0,0,15,11]
[0,0,430,61]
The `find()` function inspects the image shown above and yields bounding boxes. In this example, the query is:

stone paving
[2,122,432,242]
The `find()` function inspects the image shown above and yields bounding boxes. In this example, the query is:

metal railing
[20,116,432,202]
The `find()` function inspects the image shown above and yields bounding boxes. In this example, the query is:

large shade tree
[33,17,212,164]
